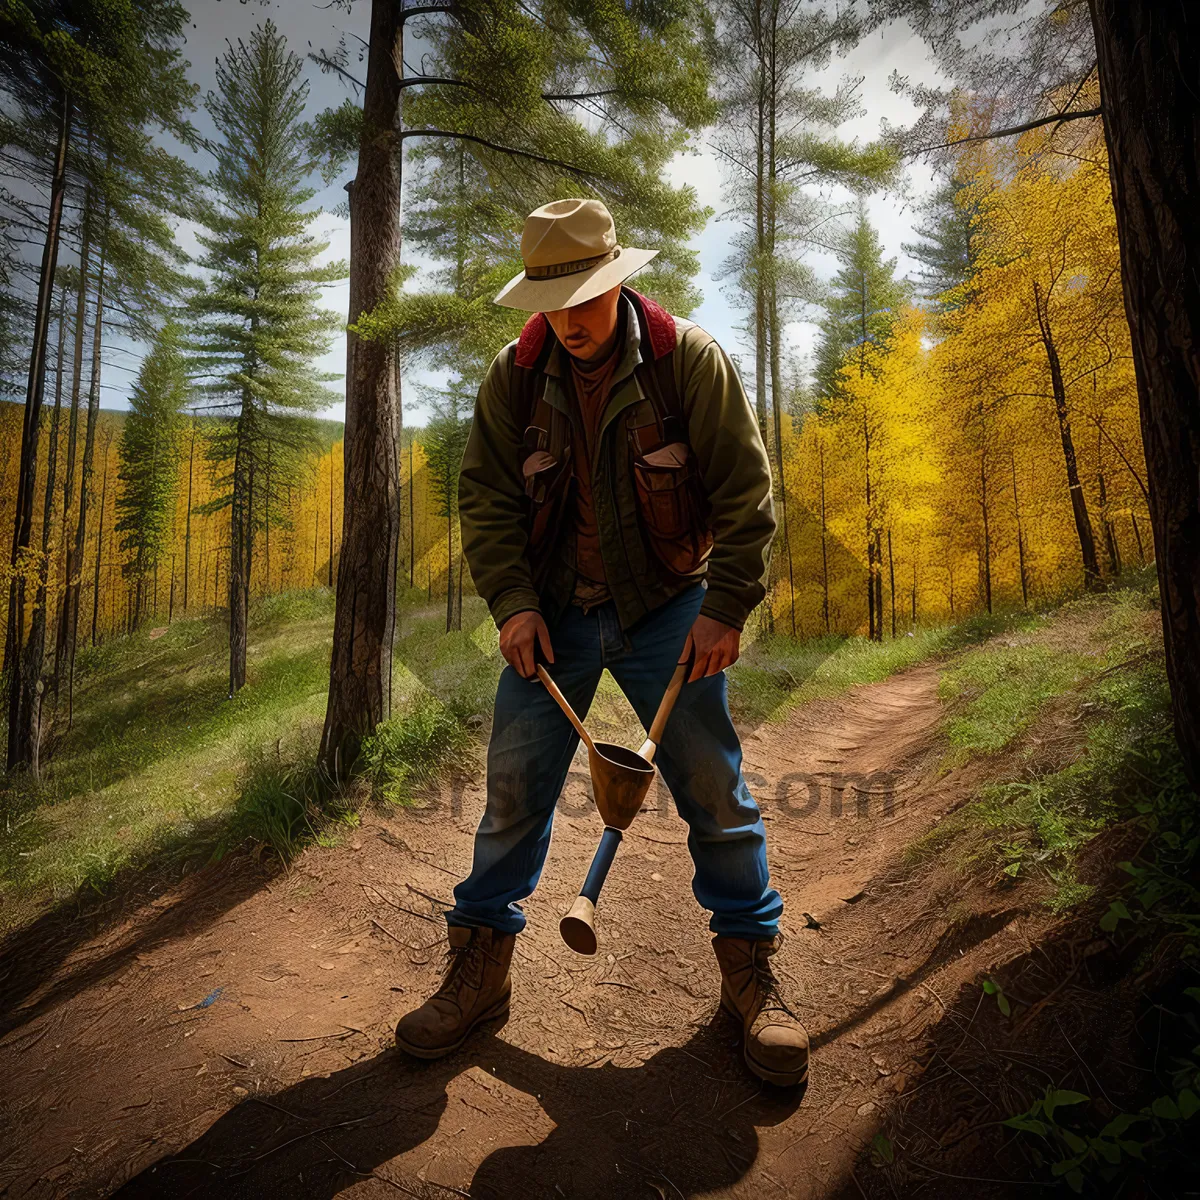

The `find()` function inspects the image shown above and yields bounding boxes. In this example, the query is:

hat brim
[493,246,659,311]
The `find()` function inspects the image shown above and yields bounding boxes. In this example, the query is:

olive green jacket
[457,291,776,633]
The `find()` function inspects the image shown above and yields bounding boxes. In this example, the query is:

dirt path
[0,665,1047,1198]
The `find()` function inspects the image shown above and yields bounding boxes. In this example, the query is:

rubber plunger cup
[535,666,656,829]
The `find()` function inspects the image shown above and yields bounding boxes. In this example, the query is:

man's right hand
[499,611,554,679]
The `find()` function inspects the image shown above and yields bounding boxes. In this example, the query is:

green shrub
[222,748,348,860]
[361,695,472,805]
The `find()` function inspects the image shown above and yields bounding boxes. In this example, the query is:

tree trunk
[445,505,453,632]
[228,405,251,696]
[1012,451,1029,607]
[980,438,993,614]
[6,90,72,771]
[887,529,896,639]
[872,530,883,642]
[91,435,111,647]
[456,537,464,630]
[53,198,91,695]
[320,0,404,777]
[1131,512,1145,565]
[1089,0,1200,783]
[863,405,878,641]
[1033,280,1102,591]
[17,282,69,777]
[409,441,415,589]
[183,416,195,611]
[1097,425,1121,577]
[753,68,769,445]
[60,208,108,727]
[327,448,335,588]
[818,440,830,634]
[768,280,796,636]
[264,442,271,596]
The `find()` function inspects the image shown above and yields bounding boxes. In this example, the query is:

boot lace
[440,935,503,991]
[753,941,800,1022]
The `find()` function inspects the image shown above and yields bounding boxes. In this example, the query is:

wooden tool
[536,653,691,955]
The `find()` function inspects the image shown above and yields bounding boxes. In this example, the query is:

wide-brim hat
[494,198,658,312]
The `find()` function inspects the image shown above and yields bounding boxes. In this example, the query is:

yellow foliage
[761,130,1147,638]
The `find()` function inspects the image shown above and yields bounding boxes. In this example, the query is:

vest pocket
[522,432,572,563]
[632,442,713,576]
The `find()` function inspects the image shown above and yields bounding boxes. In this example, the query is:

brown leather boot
[395,924,514,1059]
[713,935,809,1087]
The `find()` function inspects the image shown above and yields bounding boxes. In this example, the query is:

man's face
[544,285,622,360]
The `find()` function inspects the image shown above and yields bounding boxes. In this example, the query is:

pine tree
[814,205,910,402]
[314,0,719,773]
[421,383,474,633]
[2,0,196,765]
[815,206,910,639]
[190,21,345,698]
[710,0,896,635]
[116,322,188,628]
[903,175,985,309]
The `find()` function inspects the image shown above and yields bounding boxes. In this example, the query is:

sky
[106,1,950,425]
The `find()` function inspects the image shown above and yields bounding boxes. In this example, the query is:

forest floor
[0,581,1193,1198]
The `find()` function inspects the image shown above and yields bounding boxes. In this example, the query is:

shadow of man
[116,1012,803,1199]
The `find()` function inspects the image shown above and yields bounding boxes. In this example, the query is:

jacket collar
[543,292,642,385]
[512,286,676,372]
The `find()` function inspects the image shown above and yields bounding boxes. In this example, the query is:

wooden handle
[536,664,596,755]
[646,653,692,749]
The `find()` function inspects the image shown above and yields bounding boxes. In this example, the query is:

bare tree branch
[398,129,608,181]
[910,108,1103,157]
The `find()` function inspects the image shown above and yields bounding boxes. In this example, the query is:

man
[394,198,808,1088]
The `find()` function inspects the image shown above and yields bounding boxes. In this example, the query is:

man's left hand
[682,614,741,682]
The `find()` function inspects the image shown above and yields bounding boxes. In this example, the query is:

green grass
[728,608,1038,725]
[938,587,1159,764]
[221,744,359,861]
[361,695,473,805]
[940,639,1089,760]
[0,584,524,926]
[908,580,1167,908]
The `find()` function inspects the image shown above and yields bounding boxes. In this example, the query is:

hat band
[524,246,621,280]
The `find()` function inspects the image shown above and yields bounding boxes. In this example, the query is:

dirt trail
[0,664,1045,1198]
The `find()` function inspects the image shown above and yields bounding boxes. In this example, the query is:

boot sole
[395,991,511,1061]
[720,997,809,1088]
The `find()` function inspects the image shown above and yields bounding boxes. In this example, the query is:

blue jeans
[448,584,783,940]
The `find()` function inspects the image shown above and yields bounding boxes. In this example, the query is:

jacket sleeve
[680,330,776,630]
[457,345,542,629]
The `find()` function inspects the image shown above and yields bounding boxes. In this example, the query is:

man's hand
[499,610,554,680]
[683,613,740,682]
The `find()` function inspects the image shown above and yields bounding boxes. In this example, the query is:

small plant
[360,695,471,805]
[222,749,344,860]
[982,977,1011,1017]
[1003,1083,1200,1193]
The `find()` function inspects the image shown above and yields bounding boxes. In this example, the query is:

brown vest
[509,289,713,589]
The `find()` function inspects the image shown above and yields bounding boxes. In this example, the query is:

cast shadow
[0,847,274,1040]
[116,1013,804,1199]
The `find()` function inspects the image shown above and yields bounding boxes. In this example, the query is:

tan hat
[493,198,658,312]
